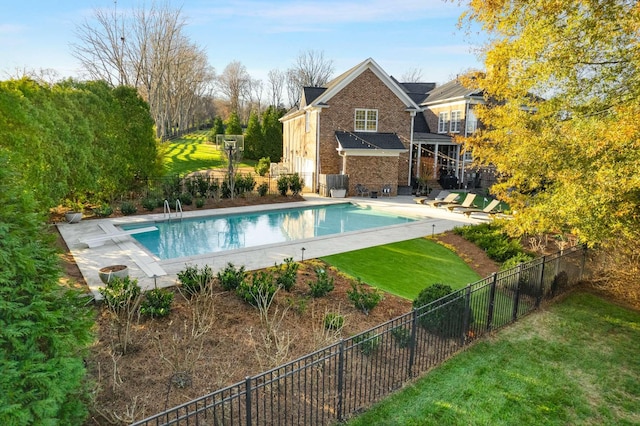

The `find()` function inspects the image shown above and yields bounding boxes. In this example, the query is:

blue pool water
[121,203,415,260]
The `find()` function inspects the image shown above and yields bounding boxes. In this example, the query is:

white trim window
[466,108,478,133]
[305,111,310,133]
[450,110,461,133]
[355,109,378,132]
[438,112,449,133]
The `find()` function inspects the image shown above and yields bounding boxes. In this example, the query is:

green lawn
[321,238,482,300]
[347,292,640,425]
[162,130,255,176]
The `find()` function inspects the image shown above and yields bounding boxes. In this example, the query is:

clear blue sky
[0,0,485,85]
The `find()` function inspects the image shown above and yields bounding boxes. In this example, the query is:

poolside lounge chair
[443,193,477,211]
[355,183,370,197]
[414,189,449,204]
[455,199,502,217]
[422,192,459,207]
[381,184,392,197]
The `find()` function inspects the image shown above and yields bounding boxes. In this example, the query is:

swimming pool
[121,203,416,260]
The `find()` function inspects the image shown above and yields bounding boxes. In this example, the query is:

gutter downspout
[315,109,321,193]
[408,110,416,186]
[338,150,347,175]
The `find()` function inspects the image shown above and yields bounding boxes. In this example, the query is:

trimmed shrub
[288,173,303,195]
[257,182,269,197]
[501,252,535,270]
[217,262,246,291]
[235,173,256,195]
[177,264,214,296]
[178,192,193,206]
[93,203,113,217]
[120,201,137,215]
[274,257,299,292]
[140,287,174,318]
[237,270,278,308]
[516,266,541,297]
[454,223,526,263]
[196,197,205,208]
[413,283,470,338]
[141,197,159,211]
[277,175,289,196]
[323,312,345,331]
[391,327,411,348]
[551,271,569,295]
[353,331,381,356]
[308,267,335,297]
[347,279,383,315]
[163,174,182,200]
[99,276,141,310]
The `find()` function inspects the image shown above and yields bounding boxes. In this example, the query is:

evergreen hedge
[0,159,94,425]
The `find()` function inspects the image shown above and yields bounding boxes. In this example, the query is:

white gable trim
[336,148,406,157]
[312,58,420,111]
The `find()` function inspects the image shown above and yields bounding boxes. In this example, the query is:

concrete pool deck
[57,194,486,298]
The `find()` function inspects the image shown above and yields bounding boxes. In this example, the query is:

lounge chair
[355,183,370,197]
[443,193,477,211]
[456,199,502,217]
[381,184,392,197]
[422,192,459,207]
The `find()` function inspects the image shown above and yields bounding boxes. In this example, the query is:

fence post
[461,285,472,346]
[245,376,252,426]
[512,264,522,322]
[536,256,546,308]
[408,309,418,378]
[337,339,345,422]
[487,273,497,332]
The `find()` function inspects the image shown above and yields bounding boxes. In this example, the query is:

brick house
[280,58,486,196]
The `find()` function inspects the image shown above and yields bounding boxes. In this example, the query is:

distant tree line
[72,1,337,142]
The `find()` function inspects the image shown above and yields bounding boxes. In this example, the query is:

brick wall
[346,156,399,196]
[318,69,413,186]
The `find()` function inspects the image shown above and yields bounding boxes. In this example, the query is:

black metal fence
[131,245,587,426]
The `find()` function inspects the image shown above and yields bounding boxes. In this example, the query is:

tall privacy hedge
[0,159,94,425]
[0,78,161,209]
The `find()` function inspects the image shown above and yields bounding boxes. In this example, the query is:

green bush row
[453,222,531,266]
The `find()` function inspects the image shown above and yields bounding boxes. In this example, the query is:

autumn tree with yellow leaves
[459,0,640,301]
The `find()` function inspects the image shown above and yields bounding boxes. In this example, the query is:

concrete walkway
[57,194,485,299]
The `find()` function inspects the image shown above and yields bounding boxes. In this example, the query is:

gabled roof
[422,78,483,105]
[302,87,326,107]
[335,131,406,151]
[413,113,430,133]
[391,78,436,104]
[307,58,421,111]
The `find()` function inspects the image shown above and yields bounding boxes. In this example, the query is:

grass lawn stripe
[162,130,255,176]
[322,238,481,300]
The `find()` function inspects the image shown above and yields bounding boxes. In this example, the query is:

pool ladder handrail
[163,199,184,220]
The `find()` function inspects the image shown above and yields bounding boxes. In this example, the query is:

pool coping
[57,195,482,299]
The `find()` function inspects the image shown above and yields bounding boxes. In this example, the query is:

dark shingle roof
[390,78,436,104]
[302,87,327,106]
[399,82,436,95]
[335,131,406,150]
[413,113,430,133]
[413,132,453,143]
[422,79,483,104]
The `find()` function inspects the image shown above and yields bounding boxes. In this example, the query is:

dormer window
[355,109,378,132]
[438,112,449,133]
